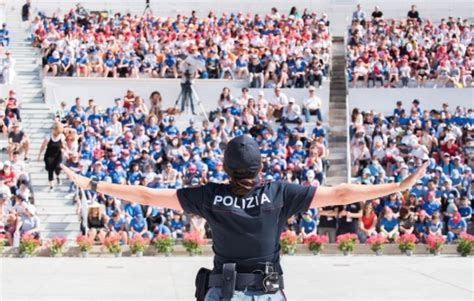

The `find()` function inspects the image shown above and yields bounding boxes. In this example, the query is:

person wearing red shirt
[358,202,378,242]
[0,161,17,192]
[5,90,20,121]
[441,133,459,155]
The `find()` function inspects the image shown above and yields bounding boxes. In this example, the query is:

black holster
[195,267,211,301]
[221,263,237,299]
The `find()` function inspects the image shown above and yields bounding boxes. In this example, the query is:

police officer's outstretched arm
[311,162,428,208]
[61,164,182,211]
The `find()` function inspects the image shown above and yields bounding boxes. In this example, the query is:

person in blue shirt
[185,119,198,136]
[447,212,467,243]
[205,50,220,79]
[458,197,472,223]
[299,211,317,238]
[382,193,402,214]
[161,51,178,78]
[414,210,429,242]
[107,211,128,244]
[60,50,74,76]
[427,212,443,236]
[129,214,151,239]
[103,51,117,78]
[154,223,172,237]
[422,191,441,217]
[116,52,131,78]
[170,213,185,239]
[127,162,142,185]
[380,207,399,241]
[209,161,229,183]
[0,23,10,46]
[123,201,143,221]
[164,117,179,137]
[260,140,272,158]
[87,162,106,181]
[291,56,307,88]
[75,48,89,77]
[289,141,306,163]
[410,181,428,199]
[44,50,61,76]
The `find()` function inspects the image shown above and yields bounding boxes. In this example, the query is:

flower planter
[432,250,441,256]
[343,251,351,256]
[286,249,295,256]
[80,251,89,258]
[135,251,143,257]
[312,251,320,256]
[114,252,122,258]
[19,253,31,258]
[165,251,172,257]
[405,250,413,256]
[375,250,383,256]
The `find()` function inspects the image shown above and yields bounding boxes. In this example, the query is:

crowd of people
[0,21,15,85]
[32,5,331,88]
[30,86,328,244]
[347,4,473,88]
[342,100,473,244]
[0,89,36,246]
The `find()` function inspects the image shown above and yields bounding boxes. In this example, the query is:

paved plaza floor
[1,255,473,301]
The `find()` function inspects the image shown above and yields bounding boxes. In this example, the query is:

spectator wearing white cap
[18,203,40,238]
[280,98,302,124]
[302,86,322,122]
[1,50,15,84]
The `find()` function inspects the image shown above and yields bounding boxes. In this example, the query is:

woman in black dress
[38,122,65,191]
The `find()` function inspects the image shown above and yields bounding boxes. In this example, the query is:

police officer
[63,135,428,301]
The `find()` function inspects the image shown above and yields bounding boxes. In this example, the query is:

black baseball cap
[224,135,261,178]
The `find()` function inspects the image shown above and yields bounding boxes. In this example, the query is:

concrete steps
[6,3,80,241]
[326,36,349,186]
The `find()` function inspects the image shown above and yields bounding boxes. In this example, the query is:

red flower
[336,233,359,244]
[426,234,446,250]
[365,235,388,245]
[183,231,205,246]
[459,233,474,242]
[129,235,150,246]
[396,234,418,244]
[49,236,67,248]
[280,230,298,245]
[303,234,329,245]
[21,233,41,247]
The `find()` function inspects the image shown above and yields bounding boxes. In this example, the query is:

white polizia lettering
[212,193,272,209]
[213,195,223,205]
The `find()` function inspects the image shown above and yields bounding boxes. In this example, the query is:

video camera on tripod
[173,54,208,120]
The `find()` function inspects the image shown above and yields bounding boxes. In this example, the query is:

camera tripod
[173,73,209,122]
[143,0,153,15]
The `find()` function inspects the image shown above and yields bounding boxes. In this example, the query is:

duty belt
[208,272,284,291]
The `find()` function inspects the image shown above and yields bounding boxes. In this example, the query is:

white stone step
[20,103,50,110]
[34,191,74,200]
[326,177,348,186]
[32,185,72,193]
[38,214,79,223]
[40,230,81,240]
[40,222,80,231]
[36,206,76,214]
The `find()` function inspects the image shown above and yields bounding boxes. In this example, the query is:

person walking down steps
[38,122,64,191]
